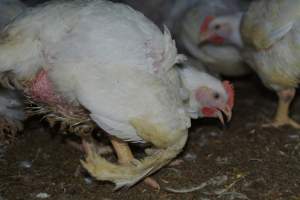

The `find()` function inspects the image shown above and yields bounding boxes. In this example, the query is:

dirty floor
[1,76,300,200]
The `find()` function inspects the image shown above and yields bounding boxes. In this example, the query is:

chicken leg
[110,137,160,190]
[264,88,300,128]
[81,119,188,189]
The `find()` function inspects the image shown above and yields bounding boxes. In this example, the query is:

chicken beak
[216,105,232,125]
[216,111,225,126]
[223,105,232,122]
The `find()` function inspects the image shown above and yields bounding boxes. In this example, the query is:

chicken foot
[81,135,187,189]
[263,88,300,129]
[110,137,160,190]
[81,118,188,189]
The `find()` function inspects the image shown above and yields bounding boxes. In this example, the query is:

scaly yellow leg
[110,137,160,189]
[263,88,300,129]
[110,137,135,164]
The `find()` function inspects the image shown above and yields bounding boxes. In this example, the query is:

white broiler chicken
[0,0,26,144]
[199,0,300,128]
[0,0,234,188]
[174,0,250,77]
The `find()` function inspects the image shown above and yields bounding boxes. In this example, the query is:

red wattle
[201,107,217,117]
[209,35,225,45]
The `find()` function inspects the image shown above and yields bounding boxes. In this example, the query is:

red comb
[222,81,234,109]
[200,15,215,33]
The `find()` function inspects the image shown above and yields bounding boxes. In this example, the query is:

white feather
[178,59,228,118]
[0,0,190,143]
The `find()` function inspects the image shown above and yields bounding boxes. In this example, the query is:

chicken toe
[110,137,160,190]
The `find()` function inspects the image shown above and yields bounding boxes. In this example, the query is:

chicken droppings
[19,161,32,169]
[36,193,50,199]
[183,152,197,161]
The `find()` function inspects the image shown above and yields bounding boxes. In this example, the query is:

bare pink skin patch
[195,88,218,117]
[25,69,86,118]
[195,88,207,102]
[24,69,94,136]
[28,69,64,105]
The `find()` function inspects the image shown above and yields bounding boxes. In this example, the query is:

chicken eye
[213,93,220,99]
[214,24,221,30]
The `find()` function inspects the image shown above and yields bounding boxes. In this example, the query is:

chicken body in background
[122,0,251,77]
[0,0,26,144]
[0,0,25,29]
[174,0,251,77]
[199,0,300,128]
[120,0,199,29]
[0,0,234,188]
